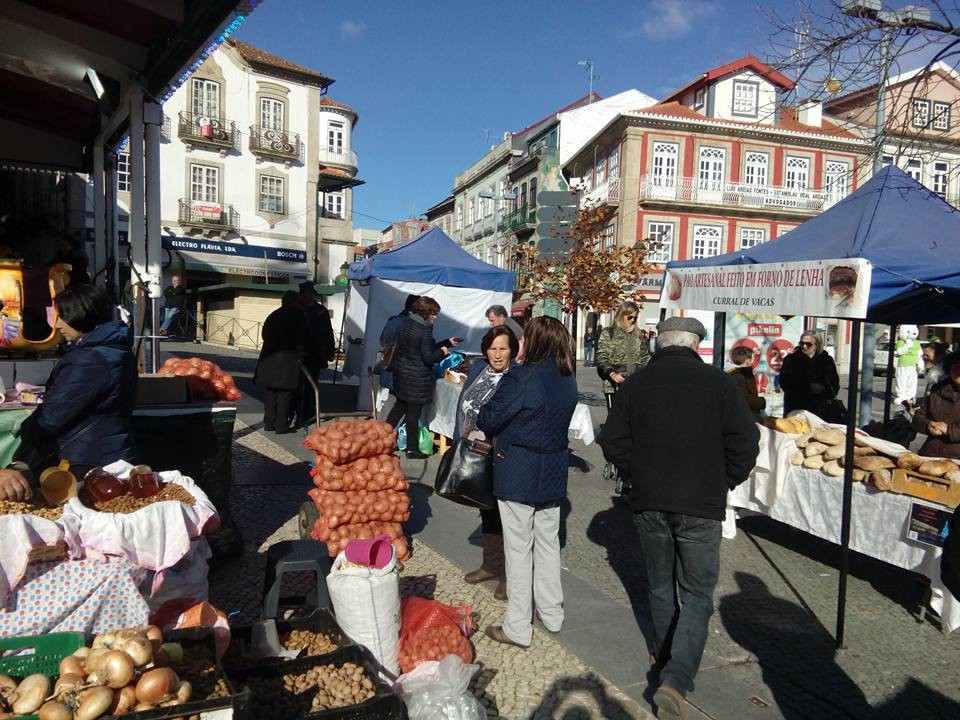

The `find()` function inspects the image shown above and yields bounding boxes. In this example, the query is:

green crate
[0,631,85,677]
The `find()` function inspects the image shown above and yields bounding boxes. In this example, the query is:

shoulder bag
[434,437,495,510]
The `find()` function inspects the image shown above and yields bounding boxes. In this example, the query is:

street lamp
[577,59,597,103]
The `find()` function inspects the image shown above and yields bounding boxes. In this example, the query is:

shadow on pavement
[405,482,435,536]
[526,673,639,720]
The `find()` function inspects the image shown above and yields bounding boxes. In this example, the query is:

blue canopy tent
[663,166,960,647]
[343,227,515,411]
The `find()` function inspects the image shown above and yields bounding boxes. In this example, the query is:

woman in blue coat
[477,316,578,648]
[12,284,137,486]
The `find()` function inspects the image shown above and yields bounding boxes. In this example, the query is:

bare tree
[763,1,960,178]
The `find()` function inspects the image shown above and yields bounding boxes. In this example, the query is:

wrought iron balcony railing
[499,205,537,232]
[249,126,303,163]
[178,199,239,231]
[580,177,621,208]
[638,175,837,213]
[178,111,237,149]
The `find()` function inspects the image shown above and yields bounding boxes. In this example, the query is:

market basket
[233,644,408,720]
[225,609,353,673]
[0,632,84,720]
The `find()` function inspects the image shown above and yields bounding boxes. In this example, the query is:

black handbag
[434,438,496,510]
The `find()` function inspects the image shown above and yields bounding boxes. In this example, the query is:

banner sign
[192,202,222,220]
[163,236,306,263]
[906,502,952,548]
[724,313,805,396]
[661,258,872,319]
[635,270,666,297]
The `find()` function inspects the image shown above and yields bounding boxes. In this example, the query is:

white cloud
[633,0,717,40]
[339,19,367,40]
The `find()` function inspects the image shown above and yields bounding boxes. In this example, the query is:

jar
[128,465,161,499]
[84,467,127,502]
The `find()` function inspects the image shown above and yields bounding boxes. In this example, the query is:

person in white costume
[894,325,924,407]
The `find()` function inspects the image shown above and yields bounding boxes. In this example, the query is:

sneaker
[653,685,686,720]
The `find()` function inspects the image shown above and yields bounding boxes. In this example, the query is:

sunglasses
[799,341,814,348]
[625,315,637,321]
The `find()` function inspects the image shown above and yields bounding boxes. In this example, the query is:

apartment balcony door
[697,147,725,204]
[650,142,679,200]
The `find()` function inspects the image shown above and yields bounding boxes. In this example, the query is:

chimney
[797,101,822,127]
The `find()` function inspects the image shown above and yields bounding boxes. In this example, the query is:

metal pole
[104,152,119,302]
[92,144,105,286]
[144,101,162,373]
[883,324,897,425]
[314,181,321,283]
[836,319,862,649]
[712,312,726,369]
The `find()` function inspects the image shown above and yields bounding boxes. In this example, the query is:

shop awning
[0,1,258,171]
[193,282,346,296]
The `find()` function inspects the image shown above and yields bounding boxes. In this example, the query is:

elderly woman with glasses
[778,331,840,419]
[595,300,650,410]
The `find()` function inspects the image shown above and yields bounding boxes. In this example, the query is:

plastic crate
[116,626,249,720]
[225,610,352,673]
[0,632,85,720]
[234,645,408,720]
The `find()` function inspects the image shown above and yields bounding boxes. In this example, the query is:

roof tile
[227,39,333,85]
[636,101,855,137]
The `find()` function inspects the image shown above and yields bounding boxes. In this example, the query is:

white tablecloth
[727,464,960,632]
[423,378,595,445]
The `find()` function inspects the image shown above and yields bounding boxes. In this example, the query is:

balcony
[249,126,303,166]
[638,176,835,214]
[318,146,358,170]
[580,177,620,208]
[177,112,237,154]
[178,199,239,232]
[499,205,536,233]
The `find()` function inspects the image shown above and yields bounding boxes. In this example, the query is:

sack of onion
[310,454,408,493]
[303,419,397,464]
[311,519,410,560]
[397,597,475,673]
[158,357,242,402]
[307,488,410,528]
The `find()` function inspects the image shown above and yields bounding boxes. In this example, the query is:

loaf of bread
[803,456,825,470]
[896,452,924,470]
[813,428,846,446]
[853,455,895,472]
[946,470,960,484]
[870,469,892,491]
[822,460,844,477]
[824,445,846,461]
[795,434,813,449]
[852,469,868,483]
[854,446,877,456]
[790,451,805,466]
[918,459,958,478]
[768,416,812,435]
[805,442,828,458]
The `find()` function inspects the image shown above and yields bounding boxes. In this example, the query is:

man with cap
[601,315,759,720]
[298,281,336,423]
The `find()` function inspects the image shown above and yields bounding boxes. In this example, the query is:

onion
[91,632,116,650]
[38,701,72,720]
[58,655,85,678]
[74,686,114,720]
[52,673,84,701]
[12,674,50,714]
[0,674,16,694]
[174,680,192,704]
[86,650,135,689]
[73,647,91,659]
[145,625,164,651]
[159,642,183,666]
[135,668,179,706]
[107,686,137,716]
[121,636,153,667]
[133,702,155,712]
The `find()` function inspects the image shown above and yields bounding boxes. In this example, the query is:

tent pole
[836,319,862,649]
[882,324,897,426]
[332,284,350,386]
[859,323,876,425]
[712,312,726,369]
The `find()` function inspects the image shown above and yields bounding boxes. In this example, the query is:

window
[190,164,218,203]
[732,80,758,117]
[498,180,506,210]
[784,156,810,190]
[191,79,220,118]
[824,161,848,205]
[933,161,949,198]
[651,142,679,193]
[328,121,344,153]
[692,224,722,258]
[778,226,794,237]
[697,146,725,202]
[260,98,284,131]
[520,182,527,209]
[933,101,951,131]
[597,222,616,251]
[595,153,606,184]
[468,199,474,225]
[529,177,537,207]
[743,152,768,187]
[694,88,705,110]
[739,227,766,250]
[609,146,620,179]
[906,159,922,183]
[645,221,674,263]
[456,204,463,231]
[882,154,894,167]
[259,176,284,214]
[913,98,930,128]
[486,187,494,216]
[324,192,343,219]
[116,152,130,192]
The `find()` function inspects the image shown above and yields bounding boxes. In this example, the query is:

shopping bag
[434,439,495,510]
[397,424,435,454]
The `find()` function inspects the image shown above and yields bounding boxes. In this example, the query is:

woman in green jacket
[596,301,651,410]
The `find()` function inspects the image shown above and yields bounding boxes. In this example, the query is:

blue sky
[231,0,931,230]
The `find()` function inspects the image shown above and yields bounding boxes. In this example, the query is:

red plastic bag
[398,597,474,673]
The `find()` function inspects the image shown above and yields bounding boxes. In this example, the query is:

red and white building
[563,56,871,334]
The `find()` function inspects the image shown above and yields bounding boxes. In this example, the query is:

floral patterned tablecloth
[0,557,149,638]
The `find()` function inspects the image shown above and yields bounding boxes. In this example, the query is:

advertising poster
[906,503,952,548]
[724,313,805,399]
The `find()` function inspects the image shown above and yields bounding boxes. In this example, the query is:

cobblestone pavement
[210,408,651,719]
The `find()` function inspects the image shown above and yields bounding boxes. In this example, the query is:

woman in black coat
[778,331,841,420]
[255,291,308,434]
[385,296,459,459]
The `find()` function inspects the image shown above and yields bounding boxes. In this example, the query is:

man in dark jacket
[160,275,186,336]
[255,291,308,434]
[297,281,336,425]
[602,316,759,720]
